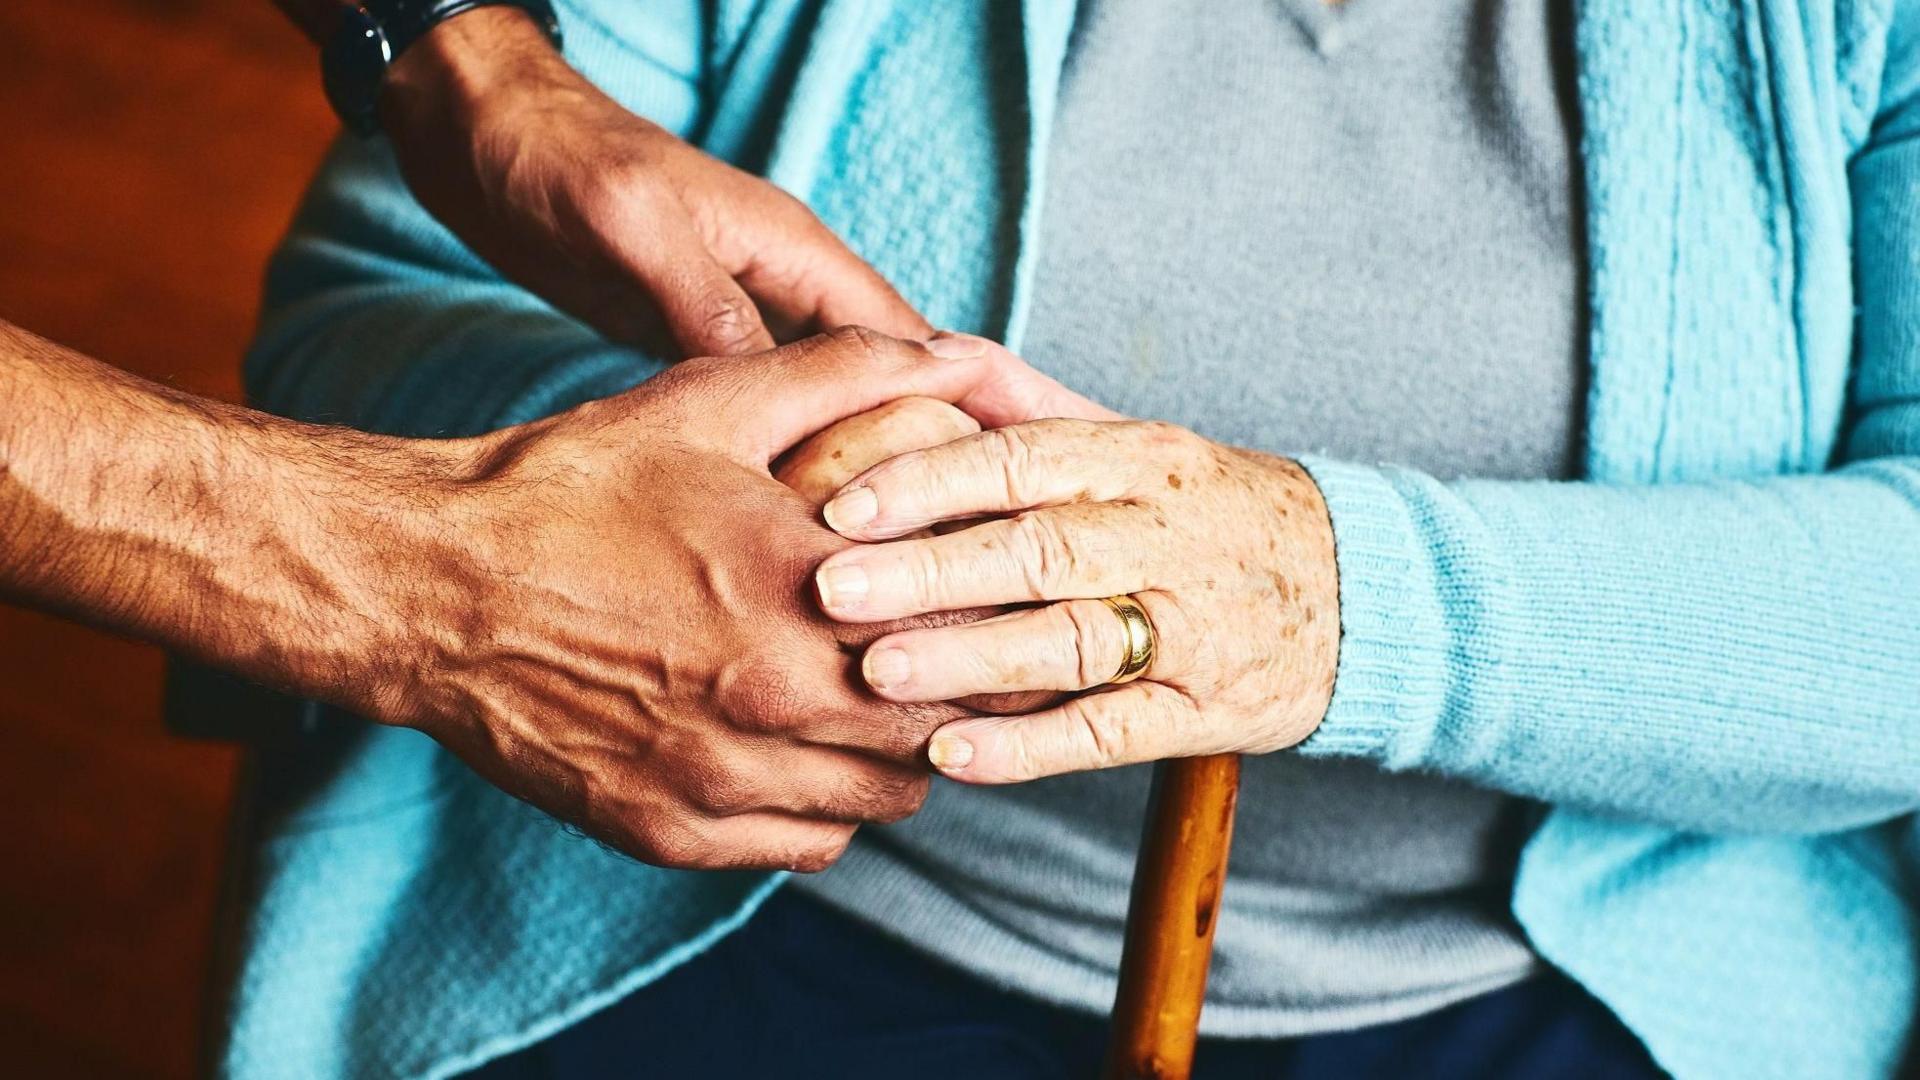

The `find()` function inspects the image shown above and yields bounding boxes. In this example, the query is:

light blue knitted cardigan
[217,1,1920,1077]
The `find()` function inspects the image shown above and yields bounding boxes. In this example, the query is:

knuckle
[980,425,1040,504]
[1066,698,1131,768]
[788,828,855,874]
[726,666,809,735]
[635,817,711,869]
[824,323,888,360]
[1011,512,1081,595]
[584,171,681,245]
[1003,729,1043,782]
[861,701,954,763]
[1057,601,1117,689]
[580,164,651,219]
[687,763,755,815]
[690,289,764,355]
[901,545,953,607]
[854,771,932,824]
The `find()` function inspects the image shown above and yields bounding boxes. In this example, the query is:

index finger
[822,419,1167,540]
[815,502,1154,623]
[742,231,935,343]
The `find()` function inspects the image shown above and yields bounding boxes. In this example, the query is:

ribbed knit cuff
[1291,456,1452,767]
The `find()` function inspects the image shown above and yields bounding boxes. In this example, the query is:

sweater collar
[735,0,1828,484]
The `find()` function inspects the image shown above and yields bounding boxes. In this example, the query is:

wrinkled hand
[811,419,1341,783]
[779,338,1118,715]
[363,329,1087,870]
[776,396,980,506]
[380,8,927,356]
[778,394,1059,717]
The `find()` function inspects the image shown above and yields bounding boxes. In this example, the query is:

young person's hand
[379,7,928,357]
[2,315,1104,870]
[358,331,1065,871]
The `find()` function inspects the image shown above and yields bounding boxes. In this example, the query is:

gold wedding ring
[1100,595,1157,685]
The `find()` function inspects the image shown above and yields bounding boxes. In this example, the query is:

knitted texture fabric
[795,0,1587,1034]
[213,1,1920,1077]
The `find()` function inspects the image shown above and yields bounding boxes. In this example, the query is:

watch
[321,0,562,136]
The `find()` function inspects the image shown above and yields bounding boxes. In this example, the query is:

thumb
[693,328,1015,466]
[610,213,777,359]
[937,333,1125,426]
[723,184,935,343]
[740,233,935,344]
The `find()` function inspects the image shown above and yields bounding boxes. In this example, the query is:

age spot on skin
[1167,473,1183,489]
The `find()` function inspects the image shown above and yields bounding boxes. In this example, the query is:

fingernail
[863,647,911,690]
[924,332,988,360]
[928,732,975,771]
[823,487,878,532]
[815,562,869,611]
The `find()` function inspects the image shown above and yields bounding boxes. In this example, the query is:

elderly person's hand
[812,417,1341,783]
[776,396,979,504]
[778,348,1114,718]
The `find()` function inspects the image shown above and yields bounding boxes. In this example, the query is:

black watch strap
[322,0,562,136]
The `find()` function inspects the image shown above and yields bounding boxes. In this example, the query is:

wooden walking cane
[1103,752,1242,1080]
[779,400,1244,1076]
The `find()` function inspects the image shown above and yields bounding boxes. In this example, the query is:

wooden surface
[1103,754,1242,1080]
[0,3,333,1075]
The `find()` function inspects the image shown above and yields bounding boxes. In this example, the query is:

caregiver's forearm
[0,321,470,704]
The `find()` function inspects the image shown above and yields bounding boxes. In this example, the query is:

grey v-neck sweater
[796,0,1585,1034]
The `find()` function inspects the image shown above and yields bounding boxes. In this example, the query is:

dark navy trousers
[471,891,1666,1079]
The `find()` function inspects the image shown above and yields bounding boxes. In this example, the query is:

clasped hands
[360,329,1337,873]
[357,13,1337,871]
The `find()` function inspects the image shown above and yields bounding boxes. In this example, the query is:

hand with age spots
[378,329,1107,872]
[810,416,1341,784]
[777,389,1078,718]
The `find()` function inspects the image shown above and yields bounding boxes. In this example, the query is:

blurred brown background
[0,1,333,1074]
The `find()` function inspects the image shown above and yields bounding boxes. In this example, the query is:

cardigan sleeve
[1291,20,1920,835]
[244,0,714,437]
